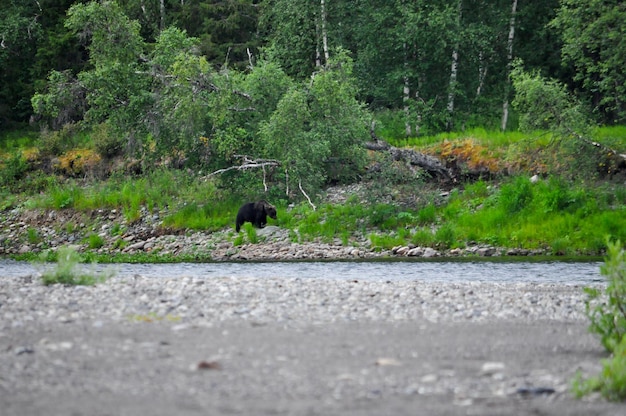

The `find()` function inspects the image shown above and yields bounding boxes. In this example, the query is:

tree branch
[205,156,280,178]
[299,180,316,211]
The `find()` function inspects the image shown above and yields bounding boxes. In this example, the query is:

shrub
[584,240,626,353]
[574,240,626,401]
[573,335,626,402]
[417,204,437,224]
[0,153,29,192]
[27,227,41,245]
[55,148,102,177]
[91,122,124,158]
[39,245,109,286]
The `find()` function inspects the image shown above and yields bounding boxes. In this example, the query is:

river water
[0,259,605,285]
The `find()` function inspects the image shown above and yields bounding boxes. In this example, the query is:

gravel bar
[2,273,622,416]
[1,274,598,326]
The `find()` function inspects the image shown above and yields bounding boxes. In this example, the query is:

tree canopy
[2,0,624,196]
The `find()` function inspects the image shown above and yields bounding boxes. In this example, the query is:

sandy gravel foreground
[0,274,624,415]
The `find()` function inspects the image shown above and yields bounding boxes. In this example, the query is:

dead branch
[205,156,280,178]
[299,180,316,211]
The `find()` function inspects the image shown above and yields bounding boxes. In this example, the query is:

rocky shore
[0,205,549,261]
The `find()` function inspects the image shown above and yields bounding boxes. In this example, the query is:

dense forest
[1,0,625,197]
[3,0,625,129]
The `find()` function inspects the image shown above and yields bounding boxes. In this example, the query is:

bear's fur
[235,200,277,232]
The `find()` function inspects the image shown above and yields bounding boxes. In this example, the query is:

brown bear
[235,200,277,232]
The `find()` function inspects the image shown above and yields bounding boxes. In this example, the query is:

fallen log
[365,130,452,181]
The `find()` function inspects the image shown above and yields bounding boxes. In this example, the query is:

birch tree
[501,0,517,131]
[446,0,462,131]
[319,0,330,65]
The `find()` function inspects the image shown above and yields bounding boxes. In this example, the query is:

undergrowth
[38,245,111,285]
[573,240,626,401]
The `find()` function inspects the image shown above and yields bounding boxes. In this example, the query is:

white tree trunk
[447,0,462,131]
[404,74,412,137]
[501,0,518,131]
[476,51,487,97]
[403,41,412,137]
[315,18,322,68]
[320,0,330,64]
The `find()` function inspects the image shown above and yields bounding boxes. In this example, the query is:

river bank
[0,205,554,262]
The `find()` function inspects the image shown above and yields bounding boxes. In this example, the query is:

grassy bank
[1,127,625,258]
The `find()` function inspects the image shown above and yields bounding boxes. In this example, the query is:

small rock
[375,357,401,366]
[480,361,505,376]
[477,247,496,257]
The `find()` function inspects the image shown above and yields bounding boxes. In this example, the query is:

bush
[574,240,626,401]
[55,148,102,177]
[584,240,626,353]
[39,245,109,286]
[573,335,626,402]
[92,122,124,158]
[0,153,29,192]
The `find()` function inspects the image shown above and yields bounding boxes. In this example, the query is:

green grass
[3,124,626,257]
[288,176,626,255]
[592,125,626,152]
[38,245,111,285]
[0,129,39,150]
[388,127,550,149]
[386,125,626,152]
[29,169,220,213]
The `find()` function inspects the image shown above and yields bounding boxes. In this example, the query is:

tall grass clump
[573,240,626,401]
[163,197,241,231]
[38,245,109,285]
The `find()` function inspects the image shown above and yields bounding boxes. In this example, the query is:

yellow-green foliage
[55,148,102,176]
[430,139,503,174]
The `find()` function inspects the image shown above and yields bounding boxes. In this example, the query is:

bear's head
[264,202,277,219]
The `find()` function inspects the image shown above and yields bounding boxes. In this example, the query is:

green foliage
[0,152,29,192]
[26,227,41,245]
[573,334,626,401]
[434,224,457,249]
[33,169,217,214]
[417,205,437,224]
[39,245,108,286]
[85,233,105,250]
[511,63,591,139]
[91,122,124,158]
[551,0,626,124]
[584,240,626,353]
[259,50,369,196]
[244,223,259,244]
[436,176,626,253]
[31,72,86,130]
[574,241,626,401]
[411,228,436,247]
[499,176,533,214]
[163,200,238,232]
[232,223,259,245]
